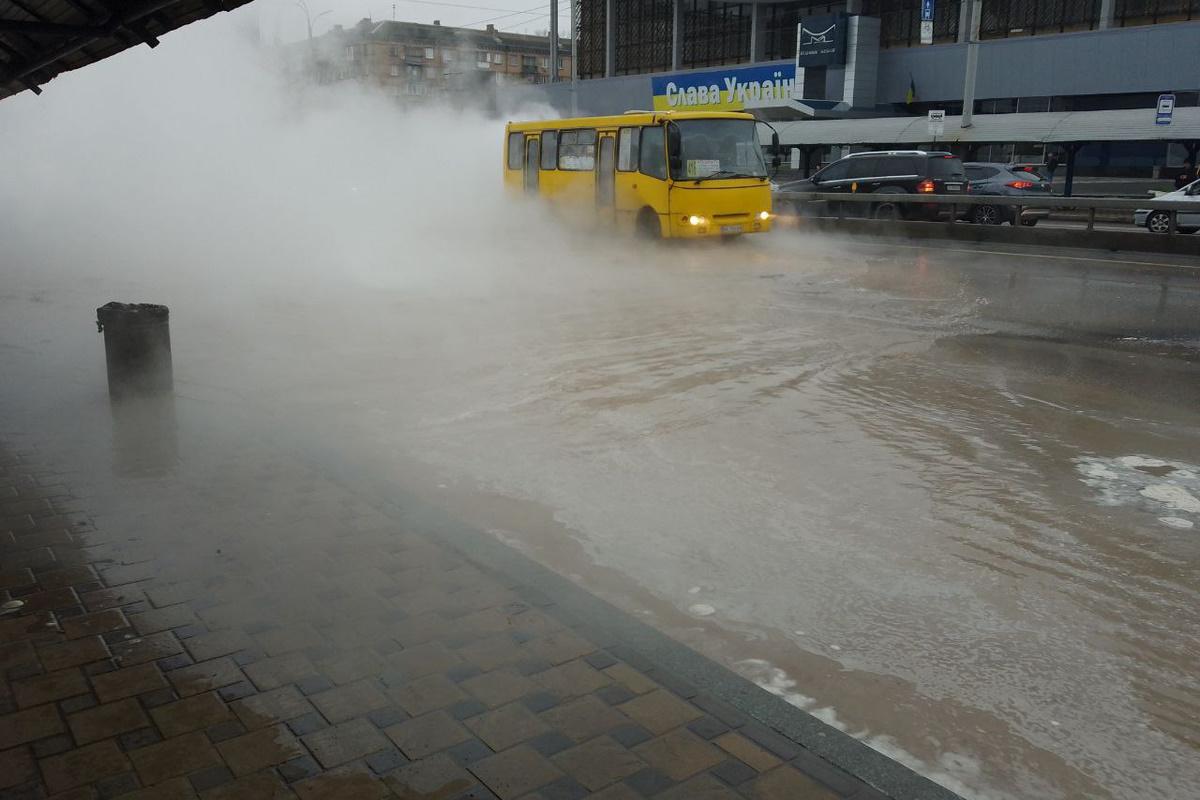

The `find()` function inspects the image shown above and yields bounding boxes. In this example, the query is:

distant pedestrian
[1176,170,1193,190]
[1044,151,1061,183]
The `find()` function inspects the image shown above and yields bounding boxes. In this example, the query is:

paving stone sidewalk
[0,438,891,800]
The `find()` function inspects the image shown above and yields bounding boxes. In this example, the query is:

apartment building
[307,19,571,98]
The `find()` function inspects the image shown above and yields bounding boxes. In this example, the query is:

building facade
[529,0,1199,172]
[298,19,571,99]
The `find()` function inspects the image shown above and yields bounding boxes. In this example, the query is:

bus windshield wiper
[693,170,763,182]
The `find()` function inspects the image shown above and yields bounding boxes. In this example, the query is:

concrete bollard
[96,302,174,400]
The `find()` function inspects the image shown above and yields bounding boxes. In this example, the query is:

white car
[1134,179,1200,233]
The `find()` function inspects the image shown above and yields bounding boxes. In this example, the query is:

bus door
[524,137,540,194]
[596,134,616,213]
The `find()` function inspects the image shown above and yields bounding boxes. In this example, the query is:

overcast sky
[258,0,573,42]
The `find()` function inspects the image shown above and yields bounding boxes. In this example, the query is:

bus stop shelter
[774,107,1200,195]
[0,0,252,100]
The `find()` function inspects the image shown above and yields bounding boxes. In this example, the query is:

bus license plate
[720,224,743,234]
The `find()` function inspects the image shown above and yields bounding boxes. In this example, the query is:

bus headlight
[759,211,771,220]
[688,215,705,226]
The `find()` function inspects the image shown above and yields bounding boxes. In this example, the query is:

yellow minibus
[503,110,779,239]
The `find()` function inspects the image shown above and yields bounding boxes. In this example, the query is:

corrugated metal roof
[775,107,1200,146]
[0,0,253,101]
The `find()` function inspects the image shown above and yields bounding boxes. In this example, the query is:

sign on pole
[927,109,945,138]
[920,0,934,44]
[1156,93,1175,125]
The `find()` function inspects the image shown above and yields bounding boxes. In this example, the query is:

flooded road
[3,231,1199,800]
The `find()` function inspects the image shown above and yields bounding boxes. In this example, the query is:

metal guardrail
[775,191,1200,234]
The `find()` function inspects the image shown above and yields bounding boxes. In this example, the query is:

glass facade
[576,0,1199,77]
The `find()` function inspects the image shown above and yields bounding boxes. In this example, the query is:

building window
[682,0,752,69]
[425,47,435,59]
[558,129,597,170]
[493,53,505,64]
[509,54,520,65]
[616,0,673,74]
[390,65,401,77]
[444,50,455,61]
[477,51,490,67]
[345,46,356,60]
[390,46,400,58]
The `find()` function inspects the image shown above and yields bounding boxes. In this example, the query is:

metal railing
[775,191,1200,235]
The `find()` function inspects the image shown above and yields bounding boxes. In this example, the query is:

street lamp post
[960,0,981,128]
[293,1,332,81]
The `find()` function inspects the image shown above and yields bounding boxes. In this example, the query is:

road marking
[864,241,1198,271]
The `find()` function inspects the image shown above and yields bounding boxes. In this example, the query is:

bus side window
[617,128,639,171]
[559,129,596,170]
[639,126,666,180]
[507,132,524,170]
[541,131,558,170]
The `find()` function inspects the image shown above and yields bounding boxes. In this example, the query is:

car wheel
[972,204,1002,225]
[637,208,661,240]
[1019,218,1038,227]
[873,201,901,221]
[1145,211,1172,234]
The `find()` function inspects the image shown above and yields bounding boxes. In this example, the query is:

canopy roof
[775,107,1200,147]
[0,0,251,100]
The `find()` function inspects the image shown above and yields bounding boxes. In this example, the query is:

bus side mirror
[667,124,682,174]
[769,133,782,169]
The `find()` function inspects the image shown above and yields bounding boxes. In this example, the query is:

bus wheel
[637,209,661,240]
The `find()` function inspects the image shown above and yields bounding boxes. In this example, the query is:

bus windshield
[672,119,768,180]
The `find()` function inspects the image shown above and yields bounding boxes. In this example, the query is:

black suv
[784,150,967,220]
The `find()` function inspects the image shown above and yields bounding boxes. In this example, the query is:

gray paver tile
[634,727,725,781]
[302,717,391,769]
[469,744,563,799]
[385,710,472,760]
[465,702,551,751]
[749,765,841,800]
[552,735,645,791]
[617,689,703,735]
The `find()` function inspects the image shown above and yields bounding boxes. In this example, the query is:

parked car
[1134,179,1200,233]
[961,162,1053,226]
[785,150,967,220]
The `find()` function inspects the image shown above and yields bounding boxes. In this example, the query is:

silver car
[961,163,1053,226]
[1134,179,1200,233]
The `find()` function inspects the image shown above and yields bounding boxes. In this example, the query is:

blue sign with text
[1156,94,1175,125]
[922,0,934,21]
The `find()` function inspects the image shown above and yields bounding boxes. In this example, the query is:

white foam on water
[1117,456,1169,469]
[688,603,716,617]
[688,586,702,594]
[734,658,1005,800]
[1075,455,1200,525]
[1139,484,1200,514]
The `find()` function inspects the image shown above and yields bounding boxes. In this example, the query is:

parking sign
[1156,94,1175,125]
[920,0,934,43]
[927,109,945,138]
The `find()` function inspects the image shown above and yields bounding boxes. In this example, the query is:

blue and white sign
[1156,93,1175,125]
[651,64,798,111]
[920,0,935,44]
[921,0,935,21]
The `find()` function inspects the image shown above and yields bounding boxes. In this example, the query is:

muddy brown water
[3,231,1198,799]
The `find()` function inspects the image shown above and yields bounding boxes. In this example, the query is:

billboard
[796,14,847,67]
[650,65,797,112]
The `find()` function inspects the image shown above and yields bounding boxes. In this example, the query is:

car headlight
[759,211,770,220]
[688,215,705,226]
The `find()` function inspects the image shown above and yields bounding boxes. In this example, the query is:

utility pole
[549,0,559,83]
[960,0,980,128]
